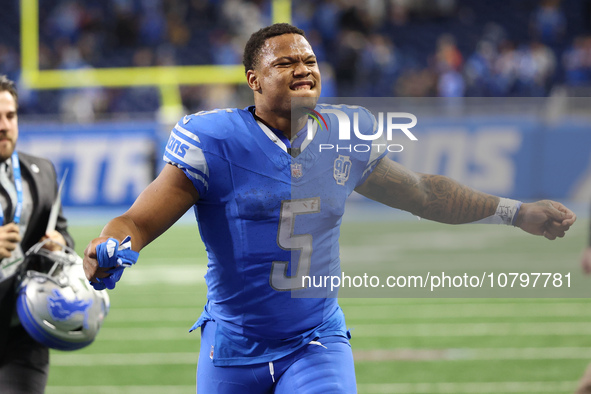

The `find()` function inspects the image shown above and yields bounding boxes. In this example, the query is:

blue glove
[91,236,139,290]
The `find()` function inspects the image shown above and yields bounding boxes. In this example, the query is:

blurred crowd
[1,0,590,120]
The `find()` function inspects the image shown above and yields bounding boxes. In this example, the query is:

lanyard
[0,151,23,225]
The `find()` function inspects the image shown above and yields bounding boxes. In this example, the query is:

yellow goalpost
[19,0,292,111]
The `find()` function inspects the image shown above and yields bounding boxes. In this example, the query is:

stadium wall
[393,115,591,202]
[17,116,591,208]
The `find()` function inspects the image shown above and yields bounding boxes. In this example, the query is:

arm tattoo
[417,174,499,224]
[356,158,499,224]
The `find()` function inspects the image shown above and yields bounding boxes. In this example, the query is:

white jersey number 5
[270,198,320,291]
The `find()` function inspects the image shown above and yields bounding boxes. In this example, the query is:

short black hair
[243,23,306,74]
[0,75,18,108]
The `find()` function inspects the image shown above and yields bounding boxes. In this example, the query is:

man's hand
[0,223,21,258]
[83,236,112,284]
[40,229,66,251]
[581,247,591,274]
[83,236,139,290]
[514,200,576,240]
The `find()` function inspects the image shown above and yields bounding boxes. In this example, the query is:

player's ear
[246,70,261,92]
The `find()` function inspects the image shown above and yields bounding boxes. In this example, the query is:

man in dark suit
[0,75,74,393]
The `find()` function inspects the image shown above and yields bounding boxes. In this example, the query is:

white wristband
[474,198,522,226]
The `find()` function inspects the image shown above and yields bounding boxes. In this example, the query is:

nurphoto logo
[303,107,328,132]
[305,107,418,153]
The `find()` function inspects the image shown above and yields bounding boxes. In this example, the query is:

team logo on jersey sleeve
[333,155,351,185]
[291,163,303,178]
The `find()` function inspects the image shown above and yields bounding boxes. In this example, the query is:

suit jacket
[0,151,73,352]
[17,152,73,251]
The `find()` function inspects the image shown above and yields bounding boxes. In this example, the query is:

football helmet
[16,240,110,351]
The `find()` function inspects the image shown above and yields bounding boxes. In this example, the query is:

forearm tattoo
[358,159,499,224]
[417,174,499,224]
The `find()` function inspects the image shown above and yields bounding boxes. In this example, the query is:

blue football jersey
[164,104,386,366]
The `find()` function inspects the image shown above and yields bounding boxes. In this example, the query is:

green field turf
[45,216,590,394]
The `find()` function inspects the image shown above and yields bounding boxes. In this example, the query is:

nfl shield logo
[291,163,303,178]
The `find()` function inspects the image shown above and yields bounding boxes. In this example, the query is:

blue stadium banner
[18,122,160,207]
[298,97,591,202]
[393,114,591,200]
[17,97,591,208]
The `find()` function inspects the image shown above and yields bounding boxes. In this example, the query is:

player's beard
[0,138,15,162]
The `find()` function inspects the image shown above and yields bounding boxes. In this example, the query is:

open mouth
[291,81,314,91]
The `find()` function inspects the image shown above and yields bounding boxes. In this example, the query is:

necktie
[0,162,17,222]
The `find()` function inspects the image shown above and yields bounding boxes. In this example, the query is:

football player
[83,24,576,393]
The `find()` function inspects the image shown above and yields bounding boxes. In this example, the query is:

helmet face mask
[16,241,110,351]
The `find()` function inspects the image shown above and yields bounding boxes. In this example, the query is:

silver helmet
[16,240,110,351]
